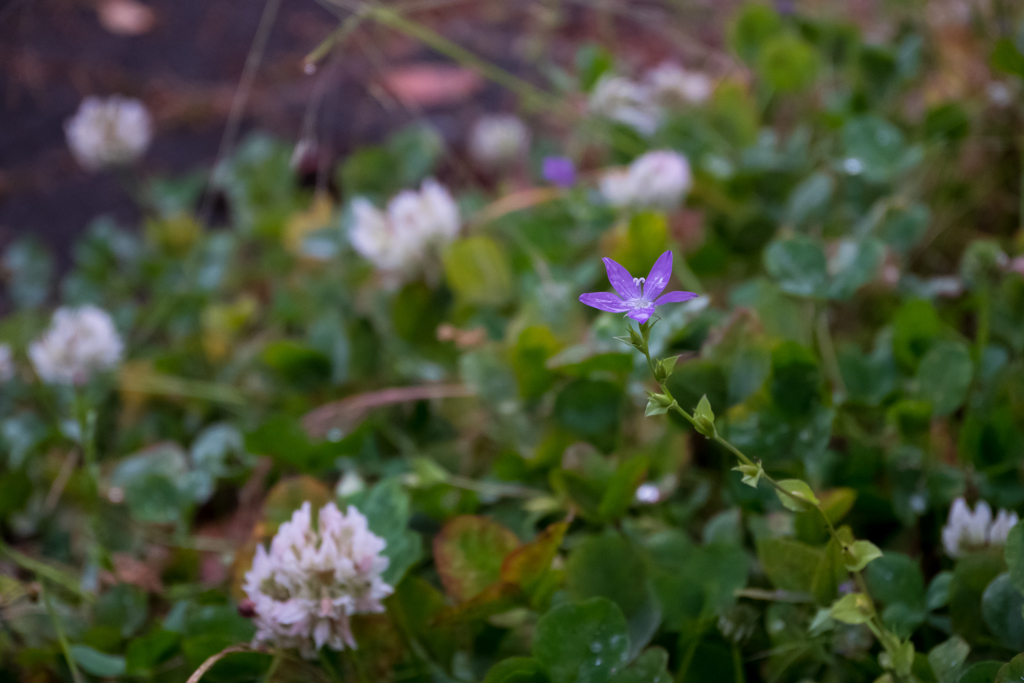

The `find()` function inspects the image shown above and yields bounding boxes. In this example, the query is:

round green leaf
[533,597,631,683]
[982,573,1024,650]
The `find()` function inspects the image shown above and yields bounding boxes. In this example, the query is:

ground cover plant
[4,1,1024,682]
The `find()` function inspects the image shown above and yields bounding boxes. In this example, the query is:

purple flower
[542,156,576,188]
[580,251,697,324]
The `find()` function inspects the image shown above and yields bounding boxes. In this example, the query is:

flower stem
[42,582,85,683]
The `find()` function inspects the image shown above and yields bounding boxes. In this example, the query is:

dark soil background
[0,0,727,270]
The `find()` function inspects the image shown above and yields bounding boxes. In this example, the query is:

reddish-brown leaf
[433,515,519,602]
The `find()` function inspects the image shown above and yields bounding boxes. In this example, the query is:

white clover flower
[29,305,124,385]
[600,150,692,212]
[349,179,460,279]
[588,76,662,136]
[244,501,392,657]
[65,96,152,171]
[468,114,530,169]
[942,497,1019,558]
[0,344,15,382]
[646,62,714,107]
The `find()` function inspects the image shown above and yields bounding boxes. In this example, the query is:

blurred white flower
[600,150,692,211]
[29,305,124,385]
[646,63,714,106]
[635,483,661,504]
[588,76,661,136]
[65,95,152,171]
[350,179,460,279]
[244,501,392,657]
[468,114,530,168]
[0,344,15,382]
[942,497,1018,558]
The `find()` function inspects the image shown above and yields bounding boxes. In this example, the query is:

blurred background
[0,0,736,269]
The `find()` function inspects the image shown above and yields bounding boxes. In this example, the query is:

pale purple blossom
[244,501,392,657]
[542,156,576,188]
[579,250,697,324]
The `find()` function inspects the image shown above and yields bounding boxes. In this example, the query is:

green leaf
[764,236,828,299]
[433,516,520,602]
[70,645,127,678]
[349,478,423,586]
[664,360,729,419]
[758,34,820,92]
[959,661,1005,683]
[338,145,401,198]
[1005,522,1024,594]
[484,657,550,683]
[608,647,671,683]
[841,115,914,183]
[513,326,561,400]
[950,551,1006,643]
[443,235,515,306]
[769,341,822,415]
[125,630,179,675]
[927,636,969,683]
[865,552,926,610]
[996,655,1024,683]
[916,341,973,417]
[533,597,630,683]
[501,521,569,594]
[879,204,930,253]
[554,379,623,453]
[757,537,821,594]
[1,239,52,310]
[843,540,883,572]
[982,573,1024,650]
[730,3,783,62]
[775,479,819,512]
[566,534,648,617]
[892,299,942,371]
[827,238,885,300]
[830,593,873,624]
[926,571,953,611]
[599,456,648,522]
[786,172,833,229]
[388,123,444,185]
[991,38,1024,78]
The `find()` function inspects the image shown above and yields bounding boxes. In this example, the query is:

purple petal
[542,156,576,188]
[580,292,631,313]
[627,305,655,323]
[643,251,673,300]
[654,290,698,305]
[603,258,639,299]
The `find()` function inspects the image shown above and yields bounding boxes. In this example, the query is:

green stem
[674,635,700,683]
[367,5,560,112]
[261,651,282,683]
[815,307,846,402]
[975,286,991,360]
[640,329,910,676]
[42,583,85,683]
[732,642,746,683]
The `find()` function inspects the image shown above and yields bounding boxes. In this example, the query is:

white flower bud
[600,150,692,212]
[468,114,530,168]
[646,62,714,106]
[65,96,152,171]
[29,305,123,385]
[244,501,393,657]
[588,76,661,136]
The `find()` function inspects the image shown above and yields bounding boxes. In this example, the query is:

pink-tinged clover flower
[579,250,697,324]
